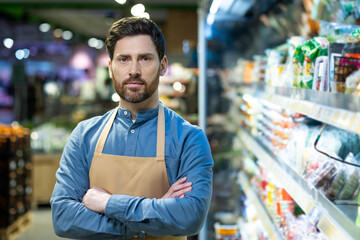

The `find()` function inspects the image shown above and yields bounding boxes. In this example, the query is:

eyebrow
[116,53,156,58]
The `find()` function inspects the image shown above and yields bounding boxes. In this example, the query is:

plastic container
[214,222,240,240]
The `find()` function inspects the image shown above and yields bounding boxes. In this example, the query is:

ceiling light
[39,23,51,32]
[3,38,14,49]
[62,30,73,40]
[53,28,63,38]
[95,40,104,49]
[115,0,126,4]
[31,131,39,141]
[140,12,150,19]
[206,14,215,25]
[88,38,98,48]
[15,49,25,60]
[131,3,145,17]
[209,0,221,14]
[23,49,30,58]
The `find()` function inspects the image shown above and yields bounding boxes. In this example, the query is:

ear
[160,55,168,76]
[108,59,113,79]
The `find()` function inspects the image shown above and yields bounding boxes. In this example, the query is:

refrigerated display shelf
[238,128,360,240]
[237,171,285,240]
[236,83,360,135]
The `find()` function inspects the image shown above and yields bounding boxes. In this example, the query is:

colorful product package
[293,37,329,89]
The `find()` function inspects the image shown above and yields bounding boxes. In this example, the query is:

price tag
[290,100,299,112]
[283,177,294,195]
[311,105,321,119]
[306,103,315,116]
[318,107,332,122]
[317,216,344,240]
[308,206,322,227]
[298,102,308,115]
[304,201,315,214]
[354,114,360,134]
[337,111,352,129]
[330,110,340,125]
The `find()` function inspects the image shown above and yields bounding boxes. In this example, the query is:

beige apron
[89,105,186,240]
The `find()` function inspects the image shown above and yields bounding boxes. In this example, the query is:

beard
[113,69,160,104]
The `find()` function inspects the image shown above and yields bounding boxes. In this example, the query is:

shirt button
[124,111,128,115]
[130,129,135,134]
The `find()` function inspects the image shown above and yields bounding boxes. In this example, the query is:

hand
[162,177,192,199]
[82,186,111,214]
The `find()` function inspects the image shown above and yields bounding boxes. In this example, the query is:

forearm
[51,195,127,239]
[104,168,212,237]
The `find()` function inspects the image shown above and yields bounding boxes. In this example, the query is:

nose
[129,60,141,77]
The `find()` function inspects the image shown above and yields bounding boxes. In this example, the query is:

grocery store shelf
[237,171,285,240]
[238,128,360,240]
[237,82,360,135]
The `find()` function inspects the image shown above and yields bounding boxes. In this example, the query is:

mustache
[123,76,145,85]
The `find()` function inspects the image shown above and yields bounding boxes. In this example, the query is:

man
[50,17,213,239]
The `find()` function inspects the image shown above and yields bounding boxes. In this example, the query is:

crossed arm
[82,177,192,214]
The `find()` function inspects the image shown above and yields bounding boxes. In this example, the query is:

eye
[142,56,151,61]
[117,56,129,63]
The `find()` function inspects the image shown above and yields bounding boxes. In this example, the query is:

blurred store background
[1,0,360,240]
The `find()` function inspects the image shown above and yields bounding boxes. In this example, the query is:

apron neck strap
[94,107,118,154]
[156,104,165,159]
[94,104,166,159]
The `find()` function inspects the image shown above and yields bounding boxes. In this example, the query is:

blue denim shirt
[50,103,213,239]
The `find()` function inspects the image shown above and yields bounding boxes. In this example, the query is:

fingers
[171,186,192,198]
[172,177,187,187]
[173,182,192,192]
[162,177,193,199]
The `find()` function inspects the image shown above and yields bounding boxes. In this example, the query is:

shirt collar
[116,102,162,124]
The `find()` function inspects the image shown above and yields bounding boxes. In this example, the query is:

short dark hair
[105,17,166,61]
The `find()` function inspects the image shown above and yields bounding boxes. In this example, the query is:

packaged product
[302,149,326,179]
[332,43,360,92]
[336,153,360,200]
[279,36,306,87]
[345,69,360,94]
[214,222,240,240]
[253,55,267,82]
[264,44,287,86]
[312,56,329,91]
[293,37,329,89]
[328,43,346,92]
[293,45,305,87]
[322,167,346,200]
[337,169,360,200]
[308,161,337,189]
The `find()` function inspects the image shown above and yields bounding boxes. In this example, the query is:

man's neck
[119,92,159,121]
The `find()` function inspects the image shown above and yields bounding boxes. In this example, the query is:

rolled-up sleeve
[104,129,213,237]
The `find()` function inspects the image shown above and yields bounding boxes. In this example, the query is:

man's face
[108,35,167,103]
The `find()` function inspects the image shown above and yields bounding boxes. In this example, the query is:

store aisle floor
[14,207,67,240]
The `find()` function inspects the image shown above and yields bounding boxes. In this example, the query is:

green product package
[292,45,305,87]
[350,28,360,40]
[298,37,329,89]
